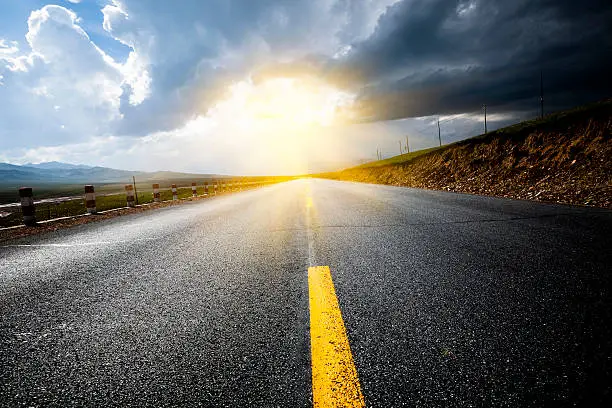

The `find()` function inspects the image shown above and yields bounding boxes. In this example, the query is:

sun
[201,76,354,174]
[245,78,341,127]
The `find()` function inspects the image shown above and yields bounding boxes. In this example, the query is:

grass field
[0,177,271,205]
[0,180,281,228]
[351,146,442,169]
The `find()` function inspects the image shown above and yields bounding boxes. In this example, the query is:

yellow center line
[309,266,365,407]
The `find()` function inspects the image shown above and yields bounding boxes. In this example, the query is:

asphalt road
[1,179,610,407]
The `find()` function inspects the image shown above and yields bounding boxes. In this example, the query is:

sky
[1,0,611,174]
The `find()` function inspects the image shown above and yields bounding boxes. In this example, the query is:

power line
[402,106,491,151]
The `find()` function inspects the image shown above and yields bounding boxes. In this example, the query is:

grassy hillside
[351,146,442,169]
[320,99,612,208]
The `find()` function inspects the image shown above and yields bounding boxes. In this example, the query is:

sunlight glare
[202,77,355,174]
[208,77,353,129]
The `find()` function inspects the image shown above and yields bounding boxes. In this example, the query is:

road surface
[1,179,611,407]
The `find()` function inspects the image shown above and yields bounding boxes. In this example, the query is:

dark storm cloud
[331,0,612,120]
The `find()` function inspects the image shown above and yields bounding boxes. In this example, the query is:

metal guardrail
[0,180,277,229]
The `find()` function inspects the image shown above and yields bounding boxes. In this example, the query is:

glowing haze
[1,1,610,174]
[202,78,354,173]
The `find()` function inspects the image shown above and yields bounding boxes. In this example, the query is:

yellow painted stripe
[309,266,365,407]
[306,196,313,208]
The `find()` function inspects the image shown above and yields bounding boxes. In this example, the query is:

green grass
[352,146,443,169]
[0,181,276,228]
[0,175,294,205]
[340,98,612,172]
[455,98,612,146]
[0,183,86,206]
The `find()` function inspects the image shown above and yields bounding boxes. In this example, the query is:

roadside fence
[0,179,278,228]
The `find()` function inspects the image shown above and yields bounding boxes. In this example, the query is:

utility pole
[437,119,442,147]
[540,70,544,119]
[482,104,487,134]
[399,140,403,155]
[406,135,410,153]
[132,175,139,205]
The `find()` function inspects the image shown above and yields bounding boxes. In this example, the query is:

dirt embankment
[322,102,612,208]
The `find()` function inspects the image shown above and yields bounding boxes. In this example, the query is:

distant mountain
[0,163,42,182]
[24,161,93,170]
[0,162,219,185]
[0,163,27,171]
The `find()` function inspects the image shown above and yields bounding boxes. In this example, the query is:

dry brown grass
[322,101,612,208]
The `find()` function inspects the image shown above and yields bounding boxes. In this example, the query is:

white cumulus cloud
[0,5,155,149]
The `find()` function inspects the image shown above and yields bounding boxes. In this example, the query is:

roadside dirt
[322,103,612,208]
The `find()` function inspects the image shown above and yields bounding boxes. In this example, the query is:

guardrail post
[172,184,178,200]
[84,185,96,214]
[153,183,160,202]
[204,181,209,196]
[125,184,135,207]
[192,182,197,197]
[19,187,36,226]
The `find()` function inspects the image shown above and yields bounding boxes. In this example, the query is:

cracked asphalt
[1,179,610,407]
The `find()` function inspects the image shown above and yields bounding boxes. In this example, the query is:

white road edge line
[306,183,316,267]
